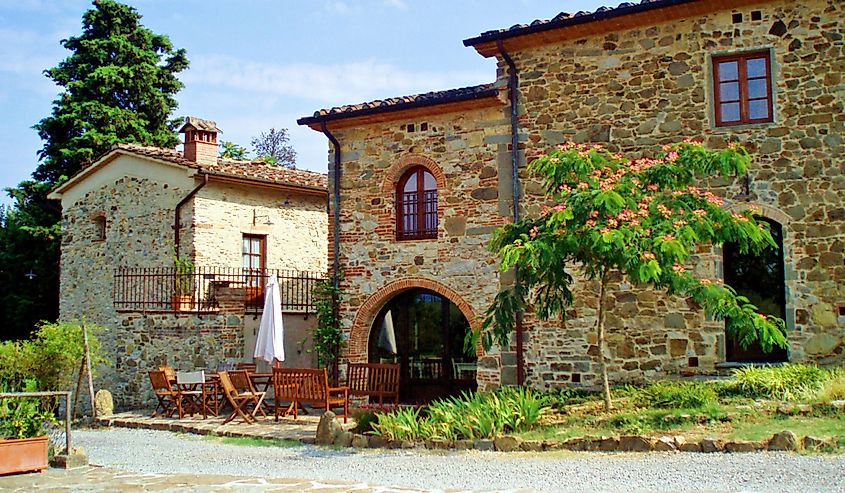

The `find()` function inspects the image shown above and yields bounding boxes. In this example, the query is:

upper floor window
[713,51,774,127]
[92,214,106,241]
[396,167,437,241]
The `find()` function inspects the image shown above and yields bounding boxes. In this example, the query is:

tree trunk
[596,271,613,411]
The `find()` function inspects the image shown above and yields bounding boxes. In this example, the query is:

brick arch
[381,155,447,194]
[347,277,481,364]
[726,202,791,227]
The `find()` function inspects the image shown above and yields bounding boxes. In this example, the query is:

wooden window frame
[396,166,438,241]
[712,50,774,127]
[242,234,266,278]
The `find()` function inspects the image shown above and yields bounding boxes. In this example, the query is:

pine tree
[32,0,189,183]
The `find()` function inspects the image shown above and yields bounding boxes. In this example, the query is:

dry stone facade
[52,143,328,409]
[307,0,843,392]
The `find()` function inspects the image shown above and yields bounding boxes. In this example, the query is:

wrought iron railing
[113,267,325,314]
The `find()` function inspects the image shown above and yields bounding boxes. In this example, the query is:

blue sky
[0,0,609,203]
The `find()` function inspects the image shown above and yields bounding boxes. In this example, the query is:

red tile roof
[463,0,699,46]
[297,84,499,125]
[112,143,327,190]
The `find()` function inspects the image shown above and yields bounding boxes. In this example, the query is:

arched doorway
[368,288,477,403]
[723,217,788,362]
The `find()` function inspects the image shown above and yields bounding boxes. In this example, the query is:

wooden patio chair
[229,370,266,417]
[159,366,177,385]
[176,370,206,419]
[236,362,257,373]
[272,368,349,423]
[149,370,182,418]
[218,371,265,424]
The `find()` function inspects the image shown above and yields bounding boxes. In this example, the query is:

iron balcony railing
[113,266,325,314]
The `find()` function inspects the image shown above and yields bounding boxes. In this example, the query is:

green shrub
[0,321,107,393]
[633,381,718,409]
[546,387,596,410]
[372,388,551,441]
[351,410,379,435]
[370,406,431,441]
[812,370,845,405]
[0,380,57,439]
[726,364,829,401]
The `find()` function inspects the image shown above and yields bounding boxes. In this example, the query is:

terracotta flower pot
[0,436,49,475]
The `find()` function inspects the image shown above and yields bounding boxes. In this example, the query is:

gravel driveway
[76,428,845,493]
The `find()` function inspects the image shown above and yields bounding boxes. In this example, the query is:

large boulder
[315,411,342,445]
[94,390,114,417]
[769,430,798,451]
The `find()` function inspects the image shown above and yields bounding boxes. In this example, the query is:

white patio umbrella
[254,274,285,366]
[378,310,398,354]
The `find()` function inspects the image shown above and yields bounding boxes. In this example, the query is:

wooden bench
[347,363,400,408]
[272,368,349,423]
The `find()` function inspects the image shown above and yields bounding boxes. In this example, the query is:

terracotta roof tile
[112,143,327,190]
[178,116,222,133]
[298,83,499,125]
[464,0,696,46]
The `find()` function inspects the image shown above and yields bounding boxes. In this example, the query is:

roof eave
[297,87,501,129]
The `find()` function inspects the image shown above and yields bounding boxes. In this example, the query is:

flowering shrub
[479,141,788,409]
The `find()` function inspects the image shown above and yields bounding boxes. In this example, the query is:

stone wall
[327,107,511,384]
[192,182,327,273]
[506,0,844,387]
[329,0,844,391]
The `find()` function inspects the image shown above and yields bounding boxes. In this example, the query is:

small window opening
[407,123,415,133]
[751,11,762,21]
[420,122,429,131]
[839,305,845,317]
[571,373,581,383]
[688,356,699,367]
[732,13,743,23]
[93,215,106,241]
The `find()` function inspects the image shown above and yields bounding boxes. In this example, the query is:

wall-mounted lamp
[25,271,37,280]
[252,209,274,226]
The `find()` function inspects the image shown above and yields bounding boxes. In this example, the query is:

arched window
[723,217,788,363]
[396,167,437,240]
[92,214,106,241]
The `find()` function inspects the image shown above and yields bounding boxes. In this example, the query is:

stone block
[335,431,354,447]
[315,411,342,445]
[50,447,88,469]
[654,436,677,451]
[368,436,388,448]
[351,434,368,448]
[802,436,828,450]
[768,430,798,451]
[700,438,723,453]
[520,440,543,452]
[724,440,758,453]
[494,436,522,452]
[474,439,495,451]
[618,435,654,452]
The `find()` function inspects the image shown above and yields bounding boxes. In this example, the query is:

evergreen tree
[1,0,188,340]
[32,0,189,183]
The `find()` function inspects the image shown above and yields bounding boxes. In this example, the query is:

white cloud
[182,55,490,107]
[324,1,354,14]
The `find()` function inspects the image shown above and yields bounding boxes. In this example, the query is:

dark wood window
[92,215,106,241]
[713,51,774,127]
[242,234,266,294]
[396,167,437,240]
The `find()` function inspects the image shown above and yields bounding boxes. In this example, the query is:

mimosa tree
[479,141,788,410]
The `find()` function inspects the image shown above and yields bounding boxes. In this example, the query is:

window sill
[710,121,776,132]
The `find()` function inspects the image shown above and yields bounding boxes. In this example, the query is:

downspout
[321,121,342,381]
[174,173,208,257]
[497,39,525,386]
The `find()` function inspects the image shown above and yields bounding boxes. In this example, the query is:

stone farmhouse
[49,117,328,407]
[299,0,844,402]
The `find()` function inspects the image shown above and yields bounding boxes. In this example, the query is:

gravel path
[76,428,845,493]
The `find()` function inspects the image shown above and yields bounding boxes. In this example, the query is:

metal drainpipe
[497,39,525,386]
[320,121,342,289]
[321,121,342,381]
[174,173,208,257]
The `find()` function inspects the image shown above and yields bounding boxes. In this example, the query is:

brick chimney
[179,116,221,166]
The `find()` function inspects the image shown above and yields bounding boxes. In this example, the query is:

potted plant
[0,382,55,475]
[172,254,195,311]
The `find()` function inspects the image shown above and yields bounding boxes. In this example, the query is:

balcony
[113,267,325,314]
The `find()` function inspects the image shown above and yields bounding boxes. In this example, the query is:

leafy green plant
[173,254,195,296]
[814,371,845,405]
[725,364,829,401]
[0,380,57,439]
[478,141,788,411]
[633,381,717,409]
[352,409,379,435]
[309,276,346,368]
[371,406,430,441]
[0,321,107,393]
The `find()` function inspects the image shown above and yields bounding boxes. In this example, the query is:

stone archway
[347,277,479,364]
